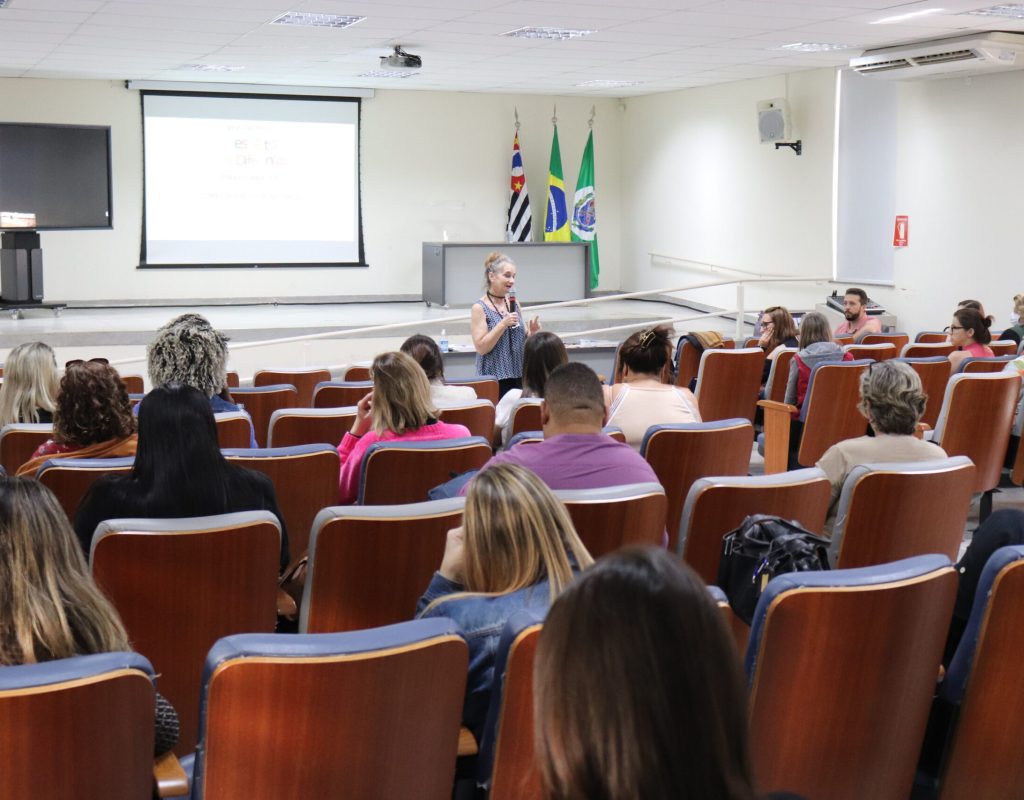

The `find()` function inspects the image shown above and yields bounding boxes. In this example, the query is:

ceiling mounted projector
[381,45,422,70]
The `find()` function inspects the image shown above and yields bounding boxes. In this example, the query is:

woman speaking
[470,251,541,397]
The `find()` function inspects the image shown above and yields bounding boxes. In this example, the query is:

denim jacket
[416,573,556,740]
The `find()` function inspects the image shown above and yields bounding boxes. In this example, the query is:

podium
[0,231,44,303]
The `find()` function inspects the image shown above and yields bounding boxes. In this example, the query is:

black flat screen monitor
[0,123,112,230]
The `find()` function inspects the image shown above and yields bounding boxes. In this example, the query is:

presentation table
[422,242,591,307]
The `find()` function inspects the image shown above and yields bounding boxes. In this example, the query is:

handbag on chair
[717,514,830,624]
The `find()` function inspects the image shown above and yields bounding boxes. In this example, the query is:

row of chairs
[82,479,668,755]
[12,547,1021,799]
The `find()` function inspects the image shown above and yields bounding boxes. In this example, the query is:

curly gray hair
[146,314,229,398]
[858,360,926,436]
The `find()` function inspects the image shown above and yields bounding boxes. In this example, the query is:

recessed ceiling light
[177,64,245,72]
[358,70,418,78]
[871,7,944,24]
[271,12,365,28]
[963,3,1024,18]
[501,26,595,40]
[576,79,640,88]
[775,42,855,52]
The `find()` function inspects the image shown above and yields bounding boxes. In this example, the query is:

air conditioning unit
[850,32,1024,80]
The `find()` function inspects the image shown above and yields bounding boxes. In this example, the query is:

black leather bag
[717,514,831,624]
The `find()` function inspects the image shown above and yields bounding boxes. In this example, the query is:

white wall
[618,68,838,321]
[618,66,1024,336]
[0,79,622,303]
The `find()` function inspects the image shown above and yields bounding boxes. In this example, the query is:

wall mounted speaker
[757,98,792,144]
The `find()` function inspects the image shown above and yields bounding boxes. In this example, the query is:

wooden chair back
[0,652,156,799]
[225,371,240,388]
[312,380,373,409]
[0,423,52,474]
[747,556,957,800]
[861,332,910,352]
[832,334,855,346]
[509,400,544,437]
[844,343,897,361]
[267,406,356,448]
[341,364,371,381]
[224,445,340,559]
[743,337,761,349]
[1013,431,1024,486]
[902,342,956,359]
[679,469,831,584]
[191,620,467,800]
[36,456,135,521]
[436,400,497,440]
[478,611,544,800]
[448,376,500,405]
[897,357,952,430]
[553,483,667,559]
[229,385,298,448]
[917,331,950,343]
[505,427,625,449]
[958,355,1014,374]
[359,437,492,505]
[640,420,754,551]
[764,349,797,403]
[938,547,1024,800]
[933,372,1020,493]
[989,339,1017,356]
[120,374,144,394]
[90,511,281,754]
[254,368,332,407]
[694,347,765,422]
[797,360,871,466]
[213,411,252,449]
[674,336,733,389]
[301,498,464,633]
[830,457,976,568]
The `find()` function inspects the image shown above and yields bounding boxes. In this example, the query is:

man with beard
[833,287,881,342]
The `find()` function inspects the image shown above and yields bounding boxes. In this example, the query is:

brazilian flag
[545,124,570,241]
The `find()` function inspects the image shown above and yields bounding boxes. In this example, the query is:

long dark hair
[522,333,569,398]
[400,334,446,382]
[128,383,236,515]
[535,547,757,800]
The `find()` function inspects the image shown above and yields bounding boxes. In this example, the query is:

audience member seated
[417,463,592,741]
[336,351,471,504]
[0,477,179,756]
[147,314,256,443]
[534,547,766,800]
[816,360,946,510]
[757,306,799,385]
[400,334,477,406]
[465,362,658,493]
[784,311,854,409]
[948,306,994,372]
[944,508,1024,664]
[17,361,137,477]
[493,331,568,445]
[0,341,59,426]
[957,298,986,315]
[832,287,882,342]
[605,326,701,449]
[999,293,1024,345]
[1003,351,1024,469]
[74,383,289,569]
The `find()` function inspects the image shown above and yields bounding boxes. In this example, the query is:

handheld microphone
[507,289,519,328]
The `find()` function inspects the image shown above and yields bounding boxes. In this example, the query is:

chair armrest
[276,587,298,619]
[757,400,797,474]
[154,752,189,797]
[458,726,478,757]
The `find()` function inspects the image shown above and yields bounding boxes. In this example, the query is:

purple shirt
[466,433,659,492]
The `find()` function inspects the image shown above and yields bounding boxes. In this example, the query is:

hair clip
[637,329,656,348]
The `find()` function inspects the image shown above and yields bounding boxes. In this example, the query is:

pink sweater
[336,421,472,504]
